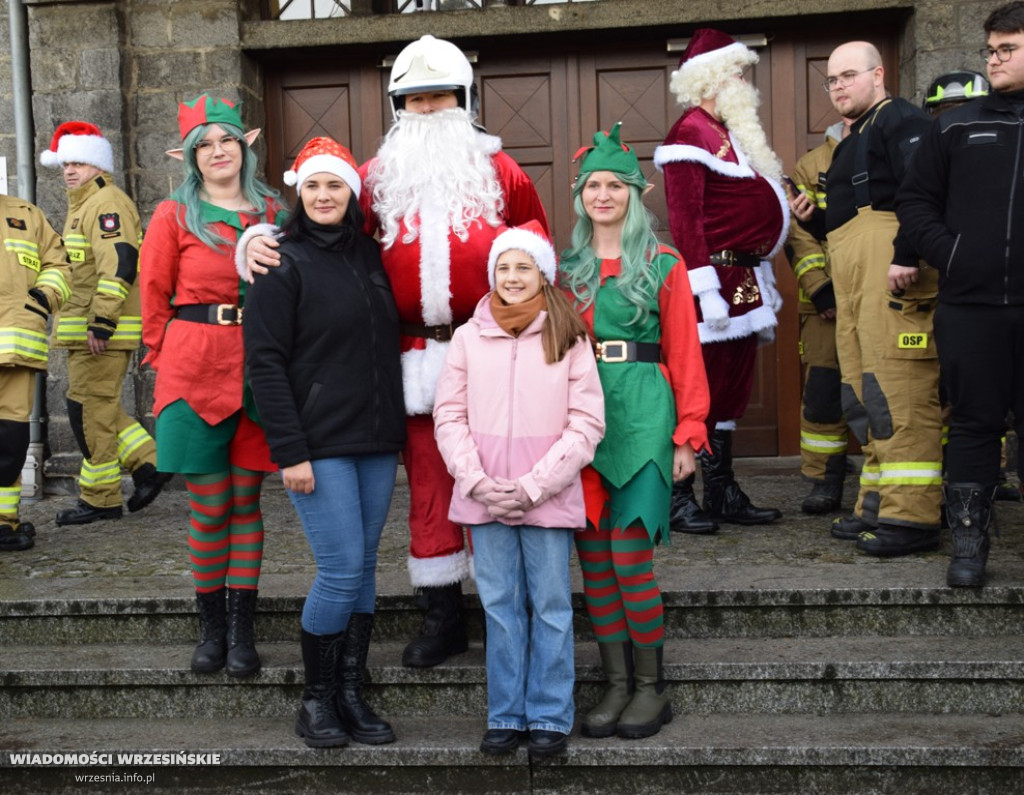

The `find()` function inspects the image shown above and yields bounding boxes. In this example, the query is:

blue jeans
[472,522,574,734]
[287,454,397,634]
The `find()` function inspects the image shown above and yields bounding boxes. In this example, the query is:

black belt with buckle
[176,304,244,326]
[709,250,762,268]
[594,340,662,363]
[399,322,462,342]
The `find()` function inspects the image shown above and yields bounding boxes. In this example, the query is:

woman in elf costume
[560,124,709,739]
[140,94,286,678]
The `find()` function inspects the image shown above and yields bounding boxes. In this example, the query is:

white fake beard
[715,78,784,182]
[367,107,504,248]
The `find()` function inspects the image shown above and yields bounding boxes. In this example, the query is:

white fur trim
[715,420,737,431]
[400,340,450,415]
[41,134,114,173]
[688,265,722,296]
[408,549,469,588]
[487,227,557,288]
[235,222,280,279]
[476,130,502,156]
[698,302,777,344]
[654,141,754,178]
[417,196,453,327]
[286,153,361,198]
[763,176,791,259]
[674,41,751,76]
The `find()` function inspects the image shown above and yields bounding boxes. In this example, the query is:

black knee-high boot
[338,613,396,744]
[295,629,349,748]
[226,588,261,677]
[701,429,782,525]
[191,589,226,673]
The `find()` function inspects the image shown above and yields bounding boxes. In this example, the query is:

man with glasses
[896,1,1024,587]
[39,121,169,526]
[790,41,940,558]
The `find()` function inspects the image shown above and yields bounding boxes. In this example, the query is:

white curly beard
[366,107,504,249]
[713,79,783,182]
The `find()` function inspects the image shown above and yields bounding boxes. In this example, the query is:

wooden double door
[262,22,899,456]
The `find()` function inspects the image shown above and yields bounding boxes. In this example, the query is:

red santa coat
[357,146,549,416]
[654,107,787,345]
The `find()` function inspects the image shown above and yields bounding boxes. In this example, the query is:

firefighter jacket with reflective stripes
[0,194,72,369]
[788,135,839,316]
[53,174,143,350]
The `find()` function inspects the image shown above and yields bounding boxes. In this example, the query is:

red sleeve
[658,250,710,452]
[663,159,710,272]
[357,160,380,237]
[139,202,181,370]
[495,152,550,235]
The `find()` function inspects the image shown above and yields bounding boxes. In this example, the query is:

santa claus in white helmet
[241,35,549,668]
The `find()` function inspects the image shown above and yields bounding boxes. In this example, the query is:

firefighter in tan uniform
[791,41,941,558]
[785,121,852,515]
[0,194,71,550]
[40,122,170,526]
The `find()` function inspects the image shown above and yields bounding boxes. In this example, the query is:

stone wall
[0,0,1012,487]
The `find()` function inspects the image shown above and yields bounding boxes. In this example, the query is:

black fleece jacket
[896,89,1024,306]
[244,225,406,468]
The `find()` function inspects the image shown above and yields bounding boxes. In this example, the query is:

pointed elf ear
[165,148,185,161]
[244,129,261,147]
[643,182,655,196]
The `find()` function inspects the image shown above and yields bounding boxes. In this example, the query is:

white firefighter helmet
[387,35,475,118]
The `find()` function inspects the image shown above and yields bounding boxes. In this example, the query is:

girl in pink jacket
[433,221,605,758]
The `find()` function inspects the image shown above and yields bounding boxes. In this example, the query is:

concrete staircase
[2,467,1024,793]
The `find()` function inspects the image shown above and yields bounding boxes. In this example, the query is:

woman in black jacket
[243,137,405,749]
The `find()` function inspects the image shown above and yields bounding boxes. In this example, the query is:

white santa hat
[487,220,557,289]
[39,121,114,172]
[283,136,361,199]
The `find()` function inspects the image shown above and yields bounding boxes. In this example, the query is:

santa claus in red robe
[654,28,788,532]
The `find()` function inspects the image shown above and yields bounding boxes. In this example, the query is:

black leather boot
[295,629,349,748]
[401,583,469,668]
[226,588,261,677]
[945,483,995,588]
[127,463,173,513]
[0,523,34,552]
[801,480,843,515]
[669,474,718,534]
[701,429,782,525]
[338,613,395,744]
[55,499,122,526]
[191,589,227,673]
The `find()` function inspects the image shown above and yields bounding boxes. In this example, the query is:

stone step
[1,713,1022,794]
[3,569,1024,645]
[4,636,1024,720]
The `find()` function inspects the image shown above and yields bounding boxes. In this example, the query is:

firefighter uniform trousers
[66,349,155,508]
[828,207,942,529]
[0,368,37,526]
[799,311,849,484]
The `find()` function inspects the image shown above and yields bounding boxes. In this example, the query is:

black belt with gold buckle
[594,340,661,363]
[400,322,462,342]
[709,250,761,268]
[176,303,244,326]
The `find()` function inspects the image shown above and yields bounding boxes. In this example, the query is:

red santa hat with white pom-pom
[39,121,114,173]
[487,220,558,289]
[283,136,361,199]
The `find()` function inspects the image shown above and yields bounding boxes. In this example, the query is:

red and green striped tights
[186,467,265,593]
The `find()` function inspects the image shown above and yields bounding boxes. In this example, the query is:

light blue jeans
[472,522,575,734]
[287,454,398,634]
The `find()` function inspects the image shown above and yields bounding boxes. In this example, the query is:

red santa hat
[487,220,557,289]
[283,136,361,199]
[673,28,756,81]
[39,121,114,172]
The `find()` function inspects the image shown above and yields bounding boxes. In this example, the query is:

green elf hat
[572,122,639,176]
[177,94,244,141]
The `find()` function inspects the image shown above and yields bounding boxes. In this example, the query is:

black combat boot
[801,456,845,514]
[191,589,227,673]
[945,483,995,588]
[127,463,173,513]
[701,429,782,525]
[55,499,122,526]
[401,582,469,668]
[337,613,395,744]
[226,588,261,677]
[295,629,349,748]
[669,474,718,534]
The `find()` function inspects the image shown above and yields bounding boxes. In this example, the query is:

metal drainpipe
[9,0,46,502]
